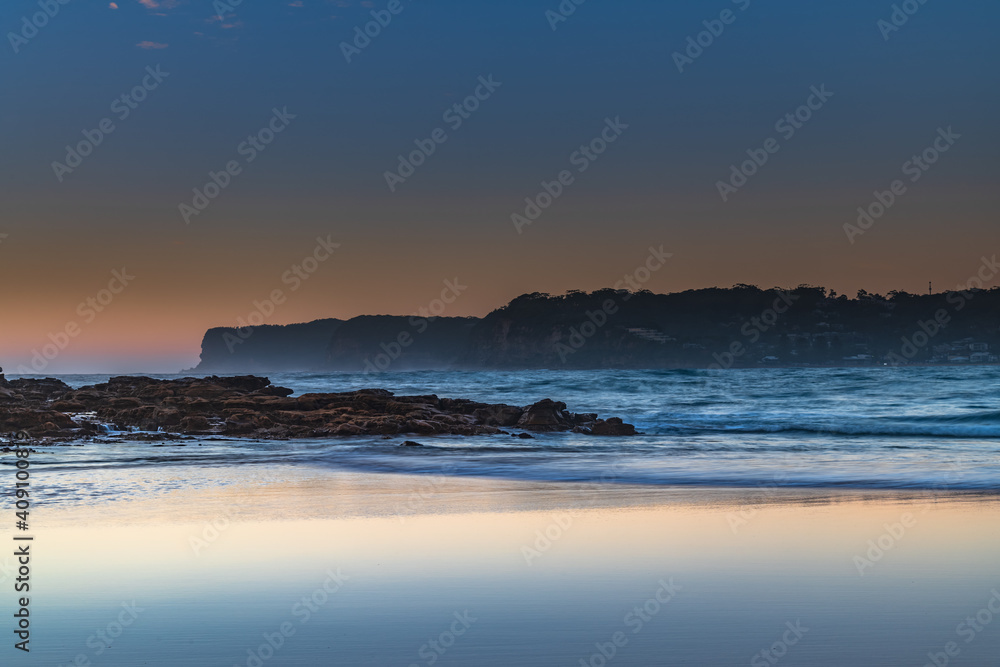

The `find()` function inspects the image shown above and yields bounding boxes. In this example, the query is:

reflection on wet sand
[15,472,1000,666]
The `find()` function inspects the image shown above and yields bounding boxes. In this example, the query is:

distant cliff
[325,315,479,371]
[192,286,1000,371]
[194,319,342,372]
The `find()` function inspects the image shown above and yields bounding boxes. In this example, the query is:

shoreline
[32,467,1000,527]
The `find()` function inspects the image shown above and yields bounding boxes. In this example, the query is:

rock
[0,375,637,441]
[400,440,424,447]
[6,378,71,402]
[2,408,76,432]
[590,417,637,436]
[513,432,534,439]
[223,415,257,435]
[78,420,104,435]
[473,404,524,426]
[108,397,143,409]
[406,419,442,434]
[180,416,211,432]
[51,400,87,412]
[517,399,570,431]
[333,423,363,435]
[254,385,294,397]
[62,390,112,410]
[182,384,228,399]
[215,375,272,393]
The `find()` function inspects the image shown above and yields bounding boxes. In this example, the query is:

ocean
[20,366,1000,506]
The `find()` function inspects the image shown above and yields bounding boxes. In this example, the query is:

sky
[0,0,997,372]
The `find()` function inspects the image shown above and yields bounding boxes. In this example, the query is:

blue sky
[1,0,997,371]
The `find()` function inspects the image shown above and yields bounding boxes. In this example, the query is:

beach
[8,466,999,667]
[4,367,999,665]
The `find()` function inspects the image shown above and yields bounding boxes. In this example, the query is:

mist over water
[16,367,1000,504]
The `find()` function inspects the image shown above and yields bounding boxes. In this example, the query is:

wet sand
[10,470,1000,666]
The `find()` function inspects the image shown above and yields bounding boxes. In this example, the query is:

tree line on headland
[192,285,1000,372]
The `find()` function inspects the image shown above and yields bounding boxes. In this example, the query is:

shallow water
[9,367,1000,505]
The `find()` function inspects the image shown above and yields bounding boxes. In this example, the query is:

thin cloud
[136,41,169,49]
[137,0,182,9]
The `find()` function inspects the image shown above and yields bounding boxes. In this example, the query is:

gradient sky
[1,0,997,372]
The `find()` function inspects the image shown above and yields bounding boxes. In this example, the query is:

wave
[643,410,1000,439]
[308,457,1000,492]
[906,410,1000,424]
[669,423,1000,439]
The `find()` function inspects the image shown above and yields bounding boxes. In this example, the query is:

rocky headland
[0,375,637,442]
[193,286,1000,372]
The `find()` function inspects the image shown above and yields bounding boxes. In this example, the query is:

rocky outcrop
[0,375,637,441]
[4,378,72,402]
[0,378,79,437]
